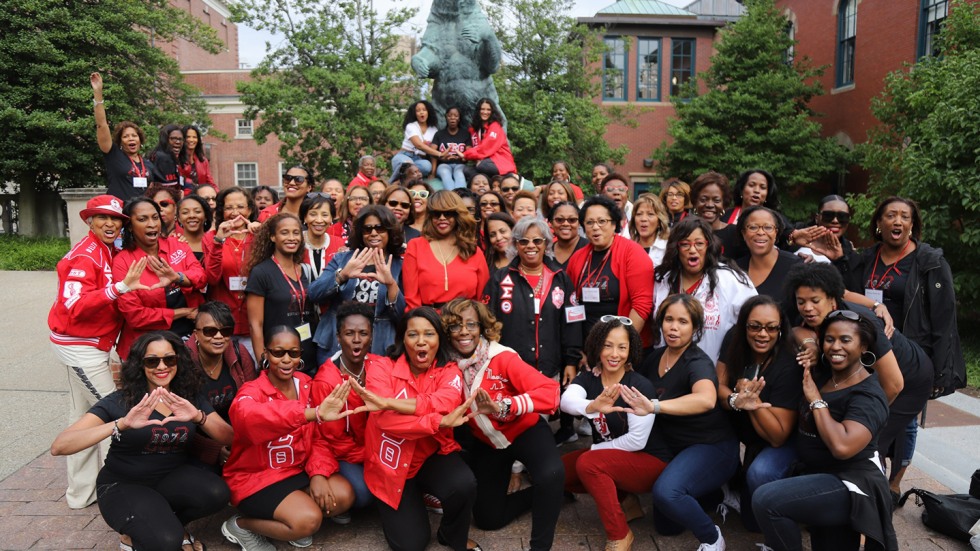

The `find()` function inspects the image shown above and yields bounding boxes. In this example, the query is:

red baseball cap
[80,195,128,221]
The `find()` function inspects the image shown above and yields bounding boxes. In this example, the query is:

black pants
[467,418,564,551]
[463,159,501,183]
[97,464,229,551]
[377,451,476,551]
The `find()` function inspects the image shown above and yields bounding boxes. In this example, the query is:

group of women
[49,80,965,551]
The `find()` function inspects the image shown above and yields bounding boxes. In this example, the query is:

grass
[962,326,980,390]
[0,235,69,271]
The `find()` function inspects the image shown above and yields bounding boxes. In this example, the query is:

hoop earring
[298,359,306,372]
[860,351,877,368]
[260,357,269,370]
[875,227,882,236]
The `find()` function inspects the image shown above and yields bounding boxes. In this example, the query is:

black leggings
[376,451,476,551]
[467,418,564,551]
[97,465,229,551]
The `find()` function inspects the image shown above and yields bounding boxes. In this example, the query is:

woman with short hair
[659,178,691,228]
[300,194,341,282]
[90,72,153,201]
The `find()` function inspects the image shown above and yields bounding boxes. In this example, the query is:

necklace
[519,263,543,275]
[662,348,680,374]
[832,367,862,388]
[433,240,456,291]
[338,356,365,386]
[197,343,222,378]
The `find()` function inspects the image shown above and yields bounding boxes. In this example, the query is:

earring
[860,351,877,368]
[298,359,306,372]
[260,357,269,370]
[876,227,882,236]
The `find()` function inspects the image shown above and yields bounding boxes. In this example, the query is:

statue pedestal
[60,188,107,243]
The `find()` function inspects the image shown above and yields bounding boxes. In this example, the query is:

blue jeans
[902,417,918,465]
[753,473,860,551]
[390,151,432,182]
[338,461,372,509]
[651,438,739,544]
[436,163,467,190]
[741,443,799,532]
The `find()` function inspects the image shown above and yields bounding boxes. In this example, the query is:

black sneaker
[553,426,579,447]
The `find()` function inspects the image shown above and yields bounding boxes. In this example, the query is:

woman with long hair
[403,191,489,309]
[407,180,434,237]
[178,125,214,191]
[540,181,576,221]
[391,100,442,181]
[328,184,373,245]
[259,165,314,222]
[148,123,183,186]
[175,195,213,264]
[483,212,516,272]
[463,98,517,179]
[659,178,691,228]
[381,185,419,243]
[628,193,670,267]
[51,331,234,551]
[90,72,152,200]
[433,106,469,190]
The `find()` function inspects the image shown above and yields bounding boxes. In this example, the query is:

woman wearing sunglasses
[478,190,507,220]
[259,166,314,222]
[407,180,434,236]
[221,326,360,550]
[147,184,181,237]
[787,195,855,262]
[310,206,406,364]
[548,202,587,268]
[328,184,373,245]
[753,311,897,551]
[403,191,489,309]
[380,185,421,243]
[51,331,234,551]
[440,298,563,551]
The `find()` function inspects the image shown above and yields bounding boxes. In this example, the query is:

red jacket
[463,121,517,174]
[464,343,560,449]
[205,232,254,335]
[48,231,122,351]
[178,157,215,190]
[567,234,655,346]
[348,171,377,188]
[310,353,386,464]
[112,237,206,360]
[364,356,464,509]
[223,372,339,506]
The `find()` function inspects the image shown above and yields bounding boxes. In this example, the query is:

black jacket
[484,257,582,378]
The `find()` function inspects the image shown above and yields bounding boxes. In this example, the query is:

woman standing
[178,125,214,191]
[628,193,670,267]
[176,195,212,264]
[433,106,469,190]
[722,169,779,226]
[548,202,587,268]
[51,331,234,551]
[113,198,206,360]
[193,184,218,213]
[752,312,897,551]
[148,184,181,237]
[442,299,563,551]
[511,190,538,223]
[259,166,314,221]
[786,195,855,262]
[252,186,279,213]
[391,100,441,180]
[328,184,373,245]
[407,181,434,237]
[691,172,731,232]
[497,174,520,209]
[463,98,517,179]
[403,191,489,309]
[483,212,516,272]
[735,206,802,307]
[659,178,691,228]
[91,72,153,201]
[540,181,575,221]
[381,185,420,243]
[301,194,341,282]
[148,124,183,186]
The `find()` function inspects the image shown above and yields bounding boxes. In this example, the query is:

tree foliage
[0,0,221,191]
[232,0,418,180]
[860,2,980,311]
[484,0,629,188]
[652,0,844,208]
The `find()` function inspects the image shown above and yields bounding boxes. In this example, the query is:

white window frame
[234,162,259,188]
[236,119,254,138]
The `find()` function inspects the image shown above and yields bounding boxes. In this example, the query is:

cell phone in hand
[743,363,761,381]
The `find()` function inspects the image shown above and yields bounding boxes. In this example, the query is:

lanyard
[129,156,147,178]
[273,256,306,318]
[578,247,613,291]
[684,273,705,295]
[726,206,741,225]
[868,240,912,290]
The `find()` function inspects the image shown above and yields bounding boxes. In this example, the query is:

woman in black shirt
[735,206,802,311]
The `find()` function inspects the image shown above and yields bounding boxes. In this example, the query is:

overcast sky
[237,0,691,67]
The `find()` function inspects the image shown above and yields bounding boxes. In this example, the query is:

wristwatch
[809,399,829,410]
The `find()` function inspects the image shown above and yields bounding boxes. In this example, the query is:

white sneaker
[722,483,741,514]
[222,515,277,551]
[575,418,593,436]
[289,535,314,547]
[696,525,725,551]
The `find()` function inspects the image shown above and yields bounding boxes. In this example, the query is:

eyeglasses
[517,237,546,247]
[267,348,302,359]
[348,195,370,204]
[827,309,861,321]
[142,355,178,369]
[448,321,481,334]
[552,217,578,226]
[362,224,385,235]
[198,325,235,338]
[387,200,411,209]
[501,186,519,193]
[745,224,777,234]
[600,315,633,326]
[746,322,781,334]
[156,200,174,208]
[819,210,850,224]
[665,192,685,199]
[409,190,430,199]
[168,136,184,143]
[584,219,611,228]
[306,192,330,199]
[479,200,500,208]
[605,187,628,194]
[283,174,308,184]
[677,240,708,251]
[432,210,458,220]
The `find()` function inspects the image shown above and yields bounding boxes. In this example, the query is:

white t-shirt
[400,122,437,154]
[653,267,757,363]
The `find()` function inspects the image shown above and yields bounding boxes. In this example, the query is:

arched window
[836,0,857,86]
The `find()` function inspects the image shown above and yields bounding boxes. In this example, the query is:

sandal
[182,533,207,551]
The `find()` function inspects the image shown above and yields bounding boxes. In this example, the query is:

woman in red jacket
[442,299,563,551]
[221,326,360,550]
[113,198,206,360]
[178,125,215,192]
[463,98,516,181]
[363,307,480,551]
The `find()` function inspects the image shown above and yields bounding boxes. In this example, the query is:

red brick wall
[168,0,239,71]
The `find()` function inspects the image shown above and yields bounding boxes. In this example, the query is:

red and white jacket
[464,343,560,450]
[223,372,339,506]
[364,355,464,510]
[311,353,386,464]
[48,231,122,352]
[463,121,517,175]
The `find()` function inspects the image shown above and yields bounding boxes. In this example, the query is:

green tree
[860,2,980,310]
[231,0,417,180]
[0,0,221,193]
[485,0,629,189]
[652,0,843,213]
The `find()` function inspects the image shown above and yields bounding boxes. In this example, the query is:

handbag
[899,487,980,541]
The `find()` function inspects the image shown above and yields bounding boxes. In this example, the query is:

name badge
[228,276,247,291]
[534,298,541,315]
[864,288,883,304]
[133,177,148,188]
[296,323,312,341]
[582,287,600,303]
[565,305,586,323]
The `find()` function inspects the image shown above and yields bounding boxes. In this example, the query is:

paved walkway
[0,271,974,550]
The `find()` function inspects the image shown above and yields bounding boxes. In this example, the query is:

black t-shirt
[104,145,153,201]
[580,248,620,335]
[638,345,735,460]
[570,370,655,444]
[164,283,193,337]
[204,367,237,423]
[735,249,802,308]
[432,128,468,164]
[715,224,746,261]
[863,249,915,332]
[90,391,214,482]
[796,373,888,472]
[149,149,180,185]
[246,258,314,335]
[353,277,380,308]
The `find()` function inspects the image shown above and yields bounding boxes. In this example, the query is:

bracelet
[335,270,346,286]
[872,301,881,311]
[493,397,512,420]
[652,399,661,415]
[801,338,816,347]
[314,406,324,424]
[196,410,207,426]
[213,235,225,245]
[176,272,185,286]
[809,399,829,411]
[112,420,123,441]
[114,281,131,295]
[93,99,104,106]
[728,392,741,411]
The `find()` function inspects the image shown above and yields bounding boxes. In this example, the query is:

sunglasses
[501,186,519,193]
[156,200,174,208]
[198,325,234,338]
[387,200,411,209]
[600,315,633,326]
[142,355,178,369]
[819,210,850,224]
[552,217,578,226]
[827,309,861,321]
[479,201,500,208]
[283,174,308,184]
[363,224,385,235]
[517,237,546,247]
[306,192,330,199]
[409,190,430,199]
[267,349,302,359]
[432,210,458,220]
[746,322,781,334]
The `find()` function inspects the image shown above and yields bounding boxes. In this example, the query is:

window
[918,0,948,58]
[669,38,695,98]
[785,20,796,64]
[636,38,662,101]
[236,119,253,138]
[235,163,258,188]
[603,37,628,101]
[836,0,857,87]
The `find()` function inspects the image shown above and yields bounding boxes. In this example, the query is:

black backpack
[898,487,980,541]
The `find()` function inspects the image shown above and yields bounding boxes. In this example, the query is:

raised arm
[91,73,113,154]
